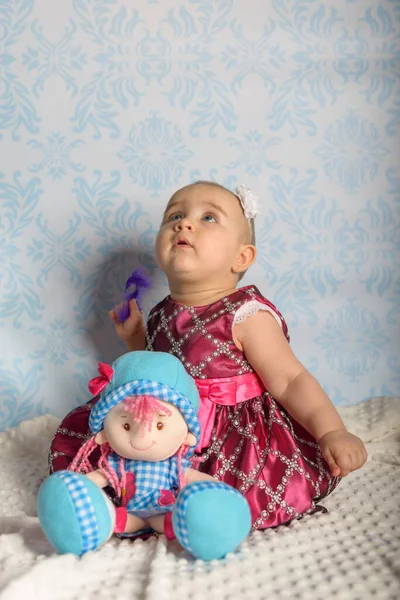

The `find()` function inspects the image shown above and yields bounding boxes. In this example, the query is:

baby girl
[107,181,367,528]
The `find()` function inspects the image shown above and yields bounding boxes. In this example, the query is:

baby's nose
[175,218,193,230]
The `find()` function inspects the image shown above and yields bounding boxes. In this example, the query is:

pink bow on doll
[88,362,114,396]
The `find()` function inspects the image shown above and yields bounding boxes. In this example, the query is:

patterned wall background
[1,0,399,430]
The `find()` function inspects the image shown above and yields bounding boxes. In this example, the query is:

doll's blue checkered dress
[107,453,191,515]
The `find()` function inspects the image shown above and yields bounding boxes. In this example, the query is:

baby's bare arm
[234,311,344,439]
[234,311,367,476]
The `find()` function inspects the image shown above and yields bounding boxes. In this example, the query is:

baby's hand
[318,429,367,477]
[109,299,146,350]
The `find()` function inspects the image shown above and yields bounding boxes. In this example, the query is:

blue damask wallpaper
[0,0,399,429]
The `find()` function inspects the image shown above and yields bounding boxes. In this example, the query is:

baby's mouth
[174,237,193,248]
[129,440,156,451]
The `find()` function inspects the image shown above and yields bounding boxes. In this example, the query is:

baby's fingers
[127,299,140,317]
[335,451,359,477]
[109,308,120,323]
[124,300,145,327]
[322,447,341,477]
[356,447,368,469]
[337,444,367,475]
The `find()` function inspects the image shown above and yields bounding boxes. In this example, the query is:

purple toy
[114,267,151,323]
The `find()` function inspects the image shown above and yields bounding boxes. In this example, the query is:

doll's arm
[185,468,215,484]
[86,469,109,488]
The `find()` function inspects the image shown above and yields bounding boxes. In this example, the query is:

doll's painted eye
[157,422,165,431]
[123,423,130,431]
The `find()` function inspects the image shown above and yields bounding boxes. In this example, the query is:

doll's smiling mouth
[129,440,156,451]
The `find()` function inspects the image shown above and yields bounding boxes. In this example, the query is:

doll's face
[100,399,195,461]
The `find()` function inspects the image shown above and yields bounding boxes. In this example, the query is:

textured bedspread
[0,397,399,599]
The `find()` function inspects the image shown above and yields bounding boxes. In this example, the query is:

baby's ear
[233,243,256,274]
[95,430,107,445]
[183,432,197,447]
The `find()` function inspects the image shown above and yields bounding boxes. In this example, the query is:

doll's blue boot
[171,481,251,560]
[37,470,115,555]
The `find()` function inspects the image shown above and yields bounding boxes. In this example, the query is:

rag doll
[37,351,251,560]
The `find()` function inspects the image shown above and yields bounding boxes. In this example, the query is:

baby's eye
[168,213,182,222]
[122,423,130,431]
[202,214,216,223]
[157,422,165,431]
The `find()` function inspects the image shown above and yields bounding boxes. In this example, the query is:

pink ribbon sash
[194,372,265,452]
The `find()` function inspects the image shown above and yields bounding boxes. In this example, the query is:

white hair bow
[235,185,260,220]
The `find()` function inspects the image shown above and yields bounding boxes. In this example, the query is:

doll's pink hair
[124,394,171,436]
[68,437,127,497]
[69,395,188,496]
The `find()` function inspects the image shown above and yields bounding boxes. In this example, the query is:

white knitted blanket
[0,397,399,600]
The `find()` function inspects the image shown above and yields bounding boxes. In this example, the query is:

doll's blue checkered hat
[88,351,200,446]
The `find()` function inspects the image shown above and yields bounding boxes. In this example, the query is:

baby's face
[155,184,251,286]
[103,400,193,461]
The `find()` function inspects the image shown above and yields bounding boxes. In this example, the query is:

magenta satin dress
[145,285,339,529]
[50,285,338,530]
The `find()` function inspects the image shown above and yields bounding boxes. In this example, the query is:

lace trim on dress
[233,300,282,328]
